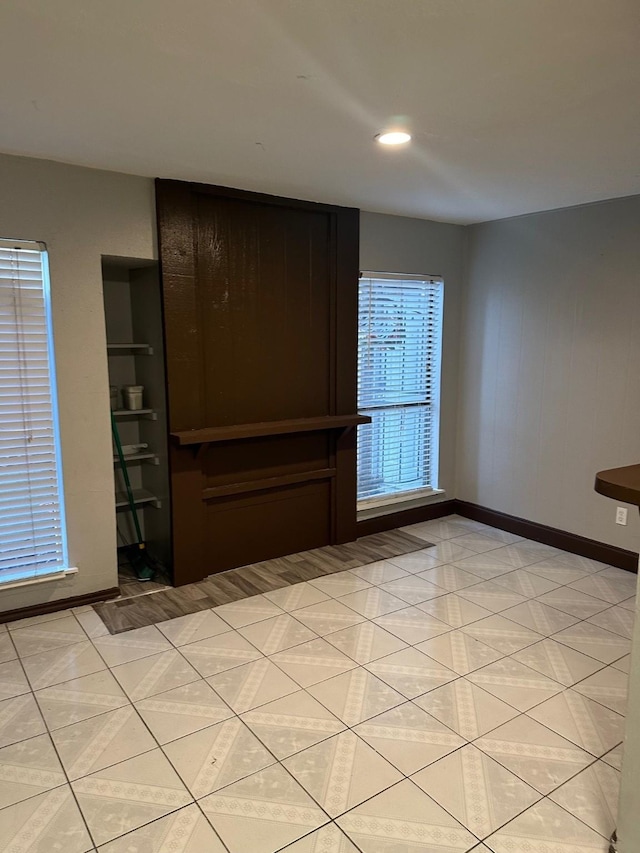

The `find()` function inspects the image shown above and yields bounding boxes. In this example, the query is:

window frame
[356,270,445,511]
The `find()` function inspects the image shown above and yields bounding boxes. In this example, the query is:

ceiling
[0,0,638,223]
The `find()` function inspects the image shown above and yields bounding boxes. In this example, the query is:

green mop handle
[111,411,144,545]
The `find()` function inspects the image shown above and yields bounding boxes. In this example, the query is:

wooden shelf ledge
[595,464,640,507]
[171,414,371,446]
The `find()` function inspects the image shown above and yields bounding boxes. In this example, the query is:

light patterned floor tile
[536,587,610,619]
[338,588,407,619]
[612,654,630,674]
[588,605,635,639]
[378,575,447,605]
[491,569,559,598]
[0,693,46,747]
[0,733,66,809]
[467,657,562,711]
[92,625,172,667]
[11,615,87,658]
[500,600,580,635]
[199,763,328,853]
[549,760,620,839]
[164,717,276,798]
[156,610,229,646]
[308,572,373,598]
[475,714,593,793]
[179,631,263,677]
[547,553,611,573]
[619,594,636,611]
[72,748,192,847]
[570,572,637,605]
[458,581,527,613]
[270,638,357,688]
[7,610,75,630]
[51,706,156,780]
[324,621,408,664]
[241,690,346,759]
[284,730,402,817]
[374,606,452,644]
[21,640,106,690]
[485,797,609,852]
[572,666,628,715]
[34,670,129,730]
[0,631,17,663]
[412,743,540,838]
[527,690,625,756]
[354,701,465,774]
[387,548,450,574]
[135,679,234,743]
[417,593,493,628]
[481,542,561,569]
[308,668,404,726]
[417,564,484,592]
[415,678,519,740]
[213,595,285,628]
[511,639,605,687]
[111,649,200,701]
[461,614,543,655]
[75,609,110,639]
[0,658,30,700]
[449,532,523,552]
[602,743,623,770]
[97,803,227,852]
[336,778,477,852]
[280,823,360,852]
[452,552,520,580]
[365,646,458,699]
[238,614,318,654]
[411,540,478,569]
[415,630,504,675]
[0,786,94,853]
[553,622,631,664]
[207,657,300,713]
[293,600,365,636]
[525,559,593,584]
[350,560,410,584]
[401,518,473,541]
[264,582,330,612]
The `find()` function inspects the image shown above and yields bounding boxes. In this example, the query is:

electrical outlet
[616,507,628,526]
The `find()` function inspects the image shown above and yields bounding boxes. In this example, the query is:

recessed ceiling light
[376,131,411,145]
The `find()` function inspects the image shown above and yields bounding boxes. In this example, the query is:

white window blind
[357,273,443,504]
[0,240,68,584]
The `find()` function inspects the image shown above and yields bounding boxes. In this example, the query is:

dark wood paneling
[455,499,638,573]
[0,587,120,625]
[357,500,457,537]
[156,180,360,583]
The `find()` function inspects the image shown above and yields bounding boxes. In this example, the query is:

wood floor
[94,529,433,634]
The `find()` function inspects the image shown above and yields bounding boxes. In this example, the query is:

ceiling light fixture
[376,131,411,145]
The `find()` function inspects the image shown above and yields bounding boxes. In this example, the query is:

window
[357,272,443,506]
[0,240,68,585]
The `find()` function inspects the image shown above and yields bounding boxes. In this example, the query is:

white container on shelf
[122,385,144,410]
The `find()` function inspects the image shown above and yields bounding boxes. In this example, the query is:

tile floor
[0,514,635,851]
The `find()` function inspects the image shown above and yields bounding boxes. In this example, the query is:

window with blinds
[0,240,68,584]
[357,273,443,505]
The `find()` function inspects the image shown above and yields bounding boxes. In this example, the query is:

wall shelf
[112,408,158,420]
[115,489,161,510]
[107,342,154,355]
[171,414,371,446]
[113,453,159,466]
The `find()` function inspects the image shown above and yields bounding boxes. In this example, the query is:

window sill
[0,567,78,592]
[357,488,445,520]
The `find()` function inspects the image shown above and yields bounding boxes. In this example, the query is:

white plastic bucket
[123,385,144,410]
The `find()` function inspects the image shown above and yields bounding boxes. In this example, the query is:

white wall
[0,154,156,613]
[458,195,640,551]
[360,211,465,506]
